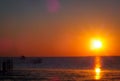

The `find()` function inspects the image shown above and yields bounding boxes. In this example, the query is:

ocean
[0,56,120,81]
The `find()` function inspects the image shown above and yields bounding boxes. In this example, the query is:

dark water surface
[0,69,120,81]
[0,56,120,69]
[0,56,120,81]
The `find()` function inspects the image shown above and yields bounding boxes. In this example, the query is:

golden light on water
[95,67,101,73]
[95,67,101,80]
[94,57,101,80]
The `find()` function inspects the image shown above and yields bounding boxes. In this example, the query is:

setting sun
[91,39,103,50]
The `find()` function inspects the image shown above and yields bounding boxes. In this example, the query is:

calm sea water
[0,56,120,81]
[0,56,120,69]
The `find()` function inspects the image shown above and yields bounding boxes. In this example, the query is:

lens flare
[46,0,60,13]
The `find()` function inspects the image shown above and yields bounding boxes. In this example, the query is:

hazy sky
[0,0,120,56]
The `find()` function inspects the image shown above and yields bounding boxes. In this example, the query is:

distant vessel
[20,56,26,60]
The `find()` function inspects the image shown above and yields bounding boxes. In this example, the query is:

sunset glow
[0,0,119,81]
[0,0,119,56]
[91,39,103,50]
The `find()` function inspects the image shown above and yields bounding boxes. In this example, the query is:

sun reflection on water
[94,57,101,80]
[95,67,101,80]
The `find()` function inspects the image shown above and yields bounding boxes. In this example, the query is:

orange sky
[0,0,120,56]
[0,29,118,57]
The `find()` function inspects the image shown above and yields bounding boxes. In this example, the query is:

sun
[91,39,103,50]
